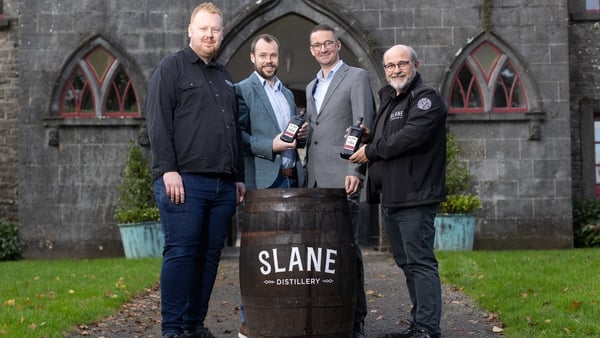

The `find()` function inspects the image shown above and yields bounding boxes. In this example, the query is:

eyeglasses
[383,61,412,71]
[310,40,337,50]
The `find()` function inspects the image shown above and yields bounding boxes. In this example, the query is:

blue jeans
[154,174,237,336]
[383,204,442,335]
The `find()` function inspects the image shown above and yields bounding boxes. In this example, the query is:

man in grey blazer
[236,33,305,191]
[235,33,306,338]
[305,24,375,338]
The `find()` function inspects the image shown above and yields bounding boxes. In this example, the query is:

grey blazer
[235,72,305,189]
[305,62,375,188]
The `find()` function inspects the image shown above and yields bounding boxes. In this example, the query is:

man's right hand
[163,171,184,204]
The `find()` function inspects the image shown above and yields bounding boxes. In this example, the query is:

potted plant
[434,131,481,250]
[115,140,163,258]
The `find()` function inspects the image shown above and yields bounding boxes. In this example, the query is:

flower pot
[118,221,164,258]
[434,214,475,250]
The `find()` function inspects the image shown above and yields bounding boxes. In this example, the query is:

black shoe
[182,327,216,338]
[409,329,440,338]
[163,334,179,338]
[198,328,217,338]
[398,322,417,337]
[384,322,416,338]
[352,320,365,338]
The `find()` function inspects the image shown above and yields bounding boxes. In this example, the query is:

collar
[254,71,281,90]
[316,60,344,81]
[184,45,219,68]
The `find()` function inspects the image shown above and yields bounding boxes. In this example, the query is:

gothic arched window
[447,41,528,114]
[60,46,139,118]
[50,36,144,120]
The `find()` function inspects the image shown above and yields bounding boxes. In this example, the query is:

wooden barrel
[240,188,357,337]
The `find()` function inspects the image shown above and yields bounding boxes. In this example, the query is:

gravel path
[66,247,503,338]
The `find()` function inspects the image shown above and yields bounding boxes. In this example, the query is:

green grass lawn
[0,257,161,337]
[437,249,600,337]
[1,250,599,337]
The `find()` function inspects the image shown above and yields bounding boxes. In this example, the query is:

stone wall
[0,0,19,221]
[569,15,600,200]
[14,0,576,258]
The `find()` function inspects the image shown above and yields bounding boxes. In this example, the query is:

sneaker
[238,322,249,338]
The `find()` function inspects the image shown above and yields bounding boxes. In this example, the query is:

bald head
[383,45,418,63]
[383,45,419,94]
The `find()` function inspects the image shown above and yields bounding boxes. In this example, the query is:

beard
[388,73,415,92]
[256,64,277,81]
[389,74,411,92]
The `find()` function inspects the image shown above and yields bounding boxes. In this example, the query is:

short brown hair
[310,24,339,41]
[250,34,280,53]
[190,2,223,24]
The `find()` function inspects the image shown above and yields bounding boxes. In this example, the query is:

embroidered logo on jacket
[390,110,405,121]
[417,98,432,110]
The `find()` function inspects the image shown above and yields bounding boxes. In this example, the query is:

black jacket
[365,73,446,208]
[146,46,244,182]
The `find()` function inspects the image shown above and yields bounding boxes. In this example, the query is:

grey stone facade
[0,0,597,258]
[0,0,18,221]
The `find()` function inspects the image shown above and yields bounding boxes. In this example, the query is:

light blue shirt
[255,72,296,168]
[313,60,344,113]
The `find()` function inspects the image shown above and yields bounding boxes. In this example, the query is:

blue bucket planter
[434,214,475,251]
[118,221,164,258]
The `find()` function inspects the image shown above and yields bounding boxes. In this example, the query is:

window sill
[447,111,545,122]
[43,117,146,128]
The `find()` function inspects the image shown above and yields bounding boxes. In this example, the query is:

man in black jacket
[350,44,446,338]
[145,3,245,338]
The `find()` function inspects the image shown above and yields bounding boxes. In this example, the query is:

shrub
[439,131,481,214]
[572,198,600,248]
[114,141,160,224]
[0,219,21,261]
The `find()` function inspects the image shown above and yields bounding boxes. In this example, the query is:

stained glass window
[59,46,139,118]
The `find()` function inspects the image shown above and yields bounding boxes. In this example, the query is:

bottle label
[343,135,359,152]
[283,124,300,139]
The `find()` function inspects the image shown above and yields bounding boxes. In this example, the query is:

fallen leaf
[568,300,582,311]
[4,299,15,306]
[492,326,504,333]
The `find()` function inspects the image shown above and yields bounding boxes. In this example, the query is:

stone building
[0,0,598,258]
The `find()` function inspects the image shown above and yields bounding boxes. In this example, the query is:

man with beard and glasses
[349,44,447,338]
[304,23,375,338]
[145,3,245,338]
[234,33,307,338]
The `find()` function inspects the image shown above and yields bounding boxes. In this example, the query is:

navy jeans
[382,204,442,335]
[154,173,237,336]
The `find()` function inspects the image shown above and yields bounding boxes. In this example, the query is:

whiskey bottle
[340,117,364,159]
[280,109,305,143]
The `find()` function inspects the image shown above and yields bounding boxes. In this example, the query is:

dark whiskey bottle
[340,117,364,159]
[280,109,305,143]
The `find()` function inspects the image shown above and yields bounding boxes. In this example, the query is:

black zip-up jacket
[146,46,244,182]
[365,73,446,208]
